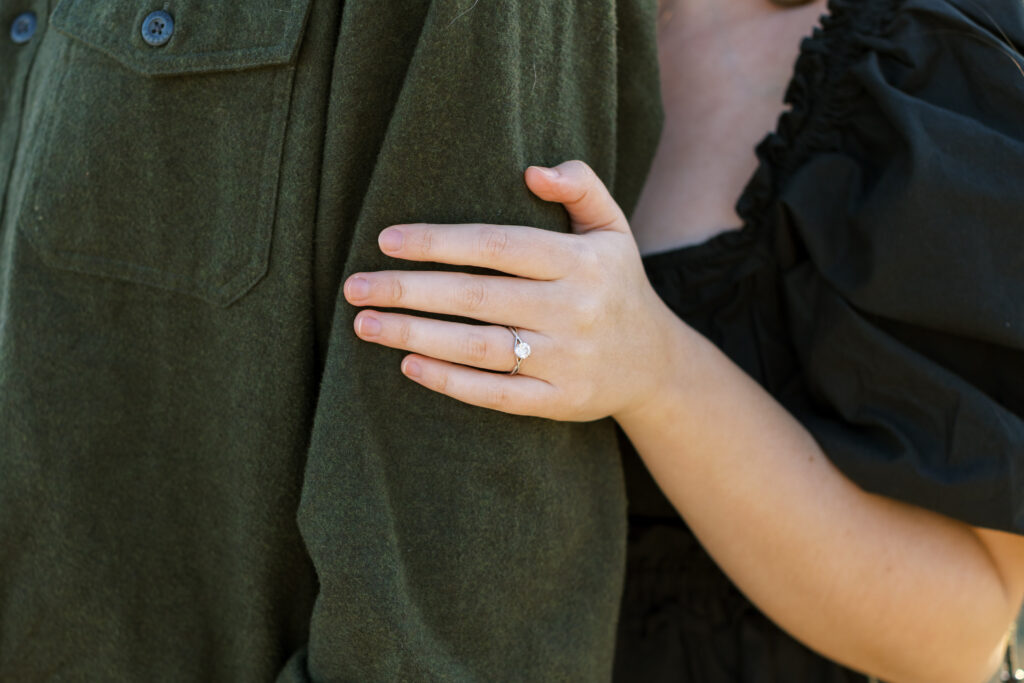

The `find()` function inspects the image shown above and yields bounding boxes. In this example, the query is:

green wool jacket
[0,0,662,680]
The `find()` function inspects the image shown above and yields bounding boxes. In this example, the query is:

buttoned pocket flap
[50,1,312,76]
[15,0,313,306]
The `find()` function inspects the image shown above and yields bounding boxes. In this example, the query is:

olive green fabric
[0,1,662,680]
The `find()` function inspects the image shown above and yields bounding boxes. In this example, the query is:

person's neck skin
[632,0,827,255]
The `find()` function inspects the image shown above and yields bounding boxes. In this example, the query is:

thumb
[525,160,631,235]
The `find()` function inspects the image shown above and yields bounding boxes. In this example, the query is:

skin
[344,2,1024,682]
[633,0,830,251]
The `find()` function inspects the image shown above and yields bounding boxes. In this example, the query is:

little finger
[400,355,559,418]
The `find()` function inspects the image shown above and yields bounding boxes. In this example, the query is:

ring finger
[354,310,545,376]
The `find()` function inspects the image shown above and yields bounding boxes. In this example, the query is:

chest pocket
[15,0,312,306]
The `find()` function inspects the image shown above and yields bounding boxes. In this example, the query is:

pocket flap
[50,0,313,76]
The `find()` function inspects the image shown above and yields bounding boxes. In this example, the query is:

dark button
[140,10,173,47]
[10,11,37,44]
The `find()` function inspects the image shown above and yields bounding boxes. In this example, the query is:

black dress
[614,0,1024,680]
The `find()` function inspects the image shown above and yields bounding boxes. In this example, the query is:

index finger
[377,223,581,280]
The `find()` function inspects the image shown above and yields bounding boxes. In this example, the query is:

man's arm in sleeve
[278,1,662,680]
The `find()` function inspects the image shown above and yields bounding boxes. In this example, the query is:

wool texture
[0,0,663,680]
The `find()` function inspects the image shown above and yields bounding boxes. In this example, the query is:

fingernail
[403,359,422,379]
[357,314,381,337]
[346,276,370,300]
[379,228,403,253]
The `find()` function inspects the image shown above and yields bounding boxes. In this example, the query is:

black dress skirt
[614,0,1024,680]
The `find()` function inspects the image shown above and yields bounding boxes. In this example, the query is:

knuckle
[571,242,600,276]
[478,227,511,260]
[455,281,487,312]
[569,182,591,207]
[461,331,489,364]
[574,296,602,329]
[566,163,597,203]
[414,226,435,256]
[396,319,413,346]
[563,159,590,178]
[388,277,405,305]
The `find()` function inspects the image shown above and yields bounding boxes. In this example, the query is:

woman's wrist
[612,303,708,435]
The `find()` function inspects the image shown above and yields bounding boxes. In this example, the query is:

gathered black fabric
[615,0,1024,679]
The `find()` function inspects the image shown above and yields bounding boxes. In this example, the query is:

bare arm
[619,314,1023,683]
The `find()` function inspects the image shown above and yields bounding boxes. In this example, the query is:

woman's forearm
[615,315,1020,683]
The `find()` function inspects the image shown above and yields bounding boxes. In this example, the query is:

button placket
[9,11,37,44]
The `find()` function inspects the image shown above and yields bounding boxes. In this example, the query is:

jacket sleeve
[278,1,662,680]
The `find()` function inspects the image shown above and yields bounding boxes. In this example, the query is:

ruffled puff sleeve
[772,0,1024,534]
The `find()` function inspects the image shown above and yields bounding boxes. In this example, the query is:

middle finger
[344,270,552,328]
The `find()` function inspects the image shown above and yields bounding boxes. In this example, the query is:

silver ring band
[507,326,531,375]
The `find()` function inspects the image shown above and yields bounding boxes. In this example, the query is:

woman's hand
[343,160,683,422]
